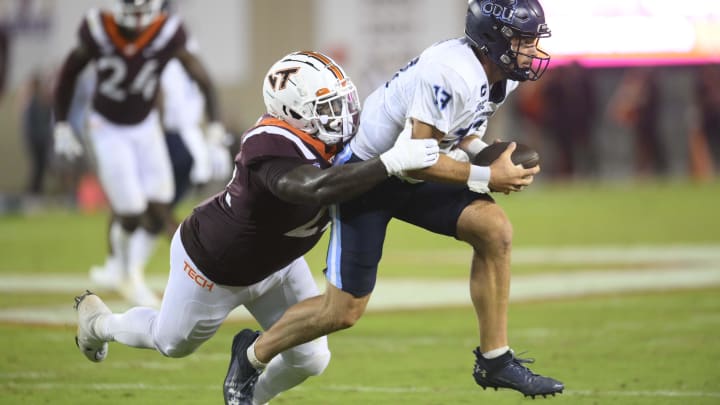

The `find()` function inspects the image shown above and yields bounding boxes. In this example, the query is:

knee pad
[282,344,331,377]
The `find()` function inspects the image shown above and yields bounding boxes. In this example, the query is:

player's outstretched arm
[175,47,220,123]
[53,47,91,160]
[268,138,439,206]
[54,47,91,122]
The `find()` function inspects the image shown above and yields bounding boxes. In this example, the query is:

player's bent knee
[322,287,369,331]
[459,203,513,251]
[297,350,331,376]
[117,215,142,233]
[284,344,331,377]
[155,336,200,358]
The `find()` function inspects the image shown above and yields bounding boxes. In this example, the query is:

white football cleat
[74,290,111,362]
[89,264,123,287]
[118,279,161,308]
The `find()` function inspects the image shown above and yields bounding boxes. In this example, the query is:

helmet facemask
[115,0,163,31]
[498,27,551,81]
[465,0,552,82]
[310,82,361,145]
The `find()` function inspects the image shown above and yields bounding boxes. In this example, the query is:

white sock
[127,228,159,282]
[109,221,130,277]
[246,341,267,370]
[101,307,158,348]
[253,356,304,405]
[482,346,510,359]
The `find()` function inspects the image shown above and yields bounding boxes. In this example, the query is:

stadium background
[0,0,716,194]
[0,1,718,404]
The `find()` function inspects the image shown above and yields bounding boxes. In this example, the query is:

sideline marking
[0,267,718,325]
[1,245,719,325]
[2,381,719,399]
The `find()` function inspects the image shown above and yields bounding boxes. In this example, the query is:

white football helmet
[114,0,163,30]
[263,51,361,145]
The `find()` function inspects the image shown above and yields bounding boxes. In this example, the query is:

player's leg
[76,227,244,358]
[88,212,124,287]
[249,183,394,367]
[243,257,332,404]
[87,111,147,303]
[398,181,563,397]
[456,199,512,352]
[120,112,176,306]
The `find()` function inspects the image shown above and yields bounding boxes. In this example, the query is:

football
[472,141,540,169]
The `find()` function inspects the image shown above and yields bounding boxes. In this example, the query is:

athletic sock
[246,341,267,370]
[109,221,130,277]
[127,228,159,282]
[482,346,510,360]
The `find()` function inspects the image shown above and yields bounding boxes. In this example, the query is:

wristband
[464,138,488,159]
[467,164,491,193]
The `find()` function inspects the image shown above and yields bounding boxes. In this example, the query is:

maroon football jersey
[180,115,340,286]
[78,9,186,124]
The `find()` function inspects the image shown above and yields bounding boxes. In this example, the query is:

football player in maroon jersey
[73,51,439,405]
[53,0,224,307]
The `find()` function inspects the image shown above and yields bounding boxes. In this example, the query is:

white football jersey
[350,37,518,159]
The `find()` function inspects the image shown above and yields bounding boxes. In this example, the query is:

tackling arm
[267,158,389,206]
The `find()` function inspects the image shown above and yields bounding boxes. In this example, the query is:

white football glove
[206,122,228,146]
[53,122,83,160]
[208,143,233,181]
[379,138,439,176]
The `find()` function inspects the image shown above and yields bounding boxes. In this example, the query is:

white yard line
[1,245,719,325]
[2,381,719,399]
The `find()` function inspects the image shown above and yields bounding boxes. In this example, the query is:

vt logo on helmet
[466,0,551,81]
[263,51,361,146]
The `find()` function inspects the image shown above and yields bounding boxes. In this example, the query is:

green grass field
[1,180,719,404]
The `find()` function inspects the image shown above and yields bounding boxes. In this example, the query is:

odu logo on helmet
[480,0,516,23]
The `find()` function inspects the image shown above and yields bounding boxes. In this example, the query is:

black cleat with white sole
[223,329,262,405]
[473,348,564,398]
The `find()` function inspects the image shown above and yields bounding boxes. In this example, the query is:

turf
[1,180,719,404]
[1,289,718,404]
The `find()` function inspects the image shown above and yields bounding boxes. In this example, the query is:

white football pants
[99,226,330,403]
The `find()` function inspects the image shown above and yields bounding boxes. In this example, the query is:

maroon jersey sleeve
[240,132,316,167]
[78,14,101,57]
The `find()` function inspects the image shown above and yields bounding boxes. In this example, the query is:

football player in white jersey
[53,0,225,307]
[231,0,565,399]
[72,51,439,405]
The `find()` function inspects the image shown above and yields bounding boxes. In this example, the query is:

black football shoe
[223,329,262,405]
[472,348,564,398]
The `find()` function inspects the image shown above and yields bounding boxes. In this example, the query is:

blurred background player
[159,36,233,208]
[228,0,564,400]
[89,33,233,292]
[72,51,439,405]
[53,0,224,307]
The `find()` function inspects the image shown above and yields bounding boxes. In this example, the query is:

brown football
[472,141,540,169]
